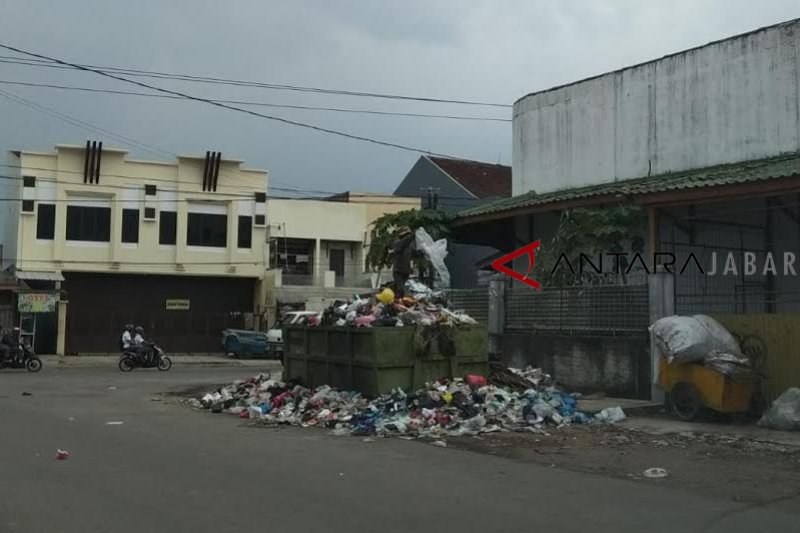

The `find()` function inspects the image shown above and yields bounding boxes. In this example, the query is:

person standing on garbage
[389,226,416,297]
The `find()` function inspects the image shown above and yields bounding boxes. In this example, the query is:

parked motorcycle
[119,341,172,372]
[0,339,43,372]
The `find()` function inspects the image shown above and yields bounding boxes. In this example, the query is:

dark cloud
[1,0,799,194]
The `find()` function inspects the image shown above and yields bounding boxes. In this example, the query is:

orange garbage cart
[658,355,756,421]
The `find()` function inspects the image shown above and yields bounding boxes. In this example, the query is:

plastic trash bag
[594,406,626,424]
[650,314,743,364]
[758,387,800,431]
[415,227,450,289]
[703,351,752,376]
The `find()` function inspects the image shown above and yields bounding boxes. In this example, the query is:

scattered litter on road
[105,421,124,425]
[643,467,669,479]
[108,386,117,390]
[21,391,32,396]
[431,440,447,447]
[362,437,375,443]
[195,369,627,439]
[55,449,70,460]
[758,387,800,431]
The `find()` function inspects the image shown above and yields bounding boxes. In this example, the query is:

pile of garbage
[650,314,752,376]
[306,278,477,329]
[191,369,626,438]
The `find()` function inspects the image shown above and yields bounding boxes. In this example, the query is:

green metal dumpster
[283,325,488,397]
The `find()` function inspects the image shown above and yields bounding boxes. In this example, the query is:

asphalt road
[1,366,798,533]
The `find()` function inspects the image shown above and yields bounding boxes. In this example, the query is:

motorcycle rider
[120,324,134,351]
[133,326,151,364]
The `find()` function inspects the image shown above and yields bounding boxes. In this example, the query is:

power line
[0,79,510,122]
[0,174,462,207]
[0,44,467,156]
[0,87,323,194]
[0,164,481,205]
[0,55,510,108]
[6,257,265,266]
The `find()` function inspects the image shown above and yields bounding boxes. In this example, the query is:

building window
[159,211,177,245]
[187,213,226,247]
[66,205,111,242]
[36,204,55,240]
[238,216,252,249]
[22,199,35,213]
[254,214,266,226]
[144,207,156,220]
[121,209,139,243]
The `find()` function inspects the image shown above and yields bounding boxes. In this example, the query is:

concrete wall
[11,145,268,279]
[267,199,368,242]
[501,333,651,399]
[513,19,800,195]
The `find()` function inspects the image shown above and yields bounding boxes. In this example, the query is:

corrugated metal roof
[457,154,800,220]
[15,270,65,282]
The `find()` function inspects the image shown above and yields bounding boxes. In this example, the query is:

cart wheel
[669,382,701,421]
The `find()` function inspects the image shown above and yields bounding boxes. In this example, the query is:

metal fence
[447,288,490,325]
[505,284,650,335]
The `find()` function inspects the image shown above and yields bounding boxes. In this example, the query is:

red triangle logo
[491,240,542,290]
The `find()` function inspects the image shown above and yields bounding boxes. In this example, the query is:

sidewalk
[41,355,281,369]
[619,416,800,449]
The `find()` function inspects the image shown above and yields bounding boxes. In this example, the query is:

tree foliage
[365,209,455,271]
[538,204,646,285]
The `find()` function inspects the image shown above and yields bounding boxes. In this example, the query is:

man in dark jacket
[390,226,416,297]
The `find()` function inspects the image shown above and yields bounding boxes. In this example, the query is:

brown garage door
[64,272,255,354]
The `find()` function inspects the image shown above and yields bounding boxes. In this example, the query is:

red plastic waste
[465,374,487,388]
[56,449,70,460]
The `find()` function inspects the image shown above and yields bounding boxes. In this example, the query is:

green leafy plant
[537,204,646,285]
[365,209,455,272]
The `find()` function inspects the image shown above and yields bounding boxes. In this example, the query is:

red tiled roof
[428,157,511,199]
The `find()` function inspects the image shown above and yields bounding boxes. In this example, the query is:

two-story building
[265,192,420,321]
[0,142,268,354]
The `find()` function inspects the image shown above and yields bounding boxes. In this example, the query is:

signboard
[18,292,59,313]
[166,299,190,311]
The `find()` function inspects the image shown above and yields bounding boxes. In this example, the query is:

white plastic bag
[650,314,742,364]
[758,388,800,431]
[415,227,450,289]
[594,406,626,424]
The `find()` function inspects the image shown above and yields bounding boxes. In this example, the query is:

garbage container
[283,325,488,396]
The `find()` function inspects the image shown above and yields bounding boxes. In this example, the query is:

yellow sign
[18,292,59,313]
[165,299,190,311]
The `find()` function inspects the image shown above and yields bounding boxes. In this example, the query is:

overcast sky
[1,0,799,196]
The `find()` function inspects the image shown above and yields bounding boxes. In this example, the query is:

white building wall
[513,19,800,195]
[0,152,21,271]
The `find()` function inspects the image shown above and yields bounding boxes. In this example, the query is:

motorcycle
[119,341,172,372]
[0,339,43,372]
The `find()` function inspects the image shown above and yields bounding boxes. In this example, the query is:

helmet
[125,324,134,331]
[134,326,144,334]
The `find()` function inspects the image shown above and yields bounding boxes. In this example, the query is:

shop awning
[15,270,65,282]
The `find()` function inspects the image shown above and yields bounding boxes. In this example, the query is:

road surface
[1,367,798,532]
